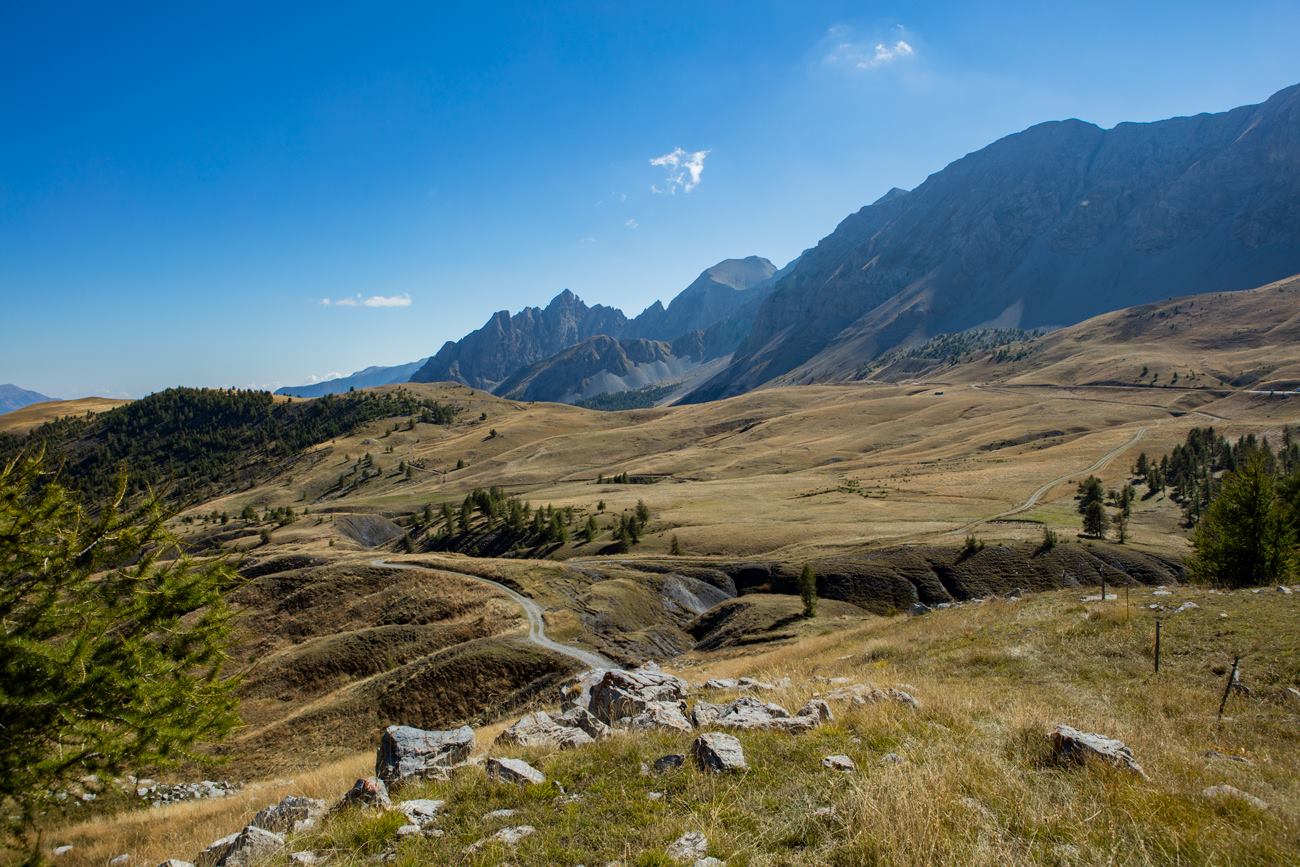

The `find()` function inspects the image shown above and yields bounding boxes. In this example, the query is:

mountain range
[0,384,54,415]
[280,83,1300,408]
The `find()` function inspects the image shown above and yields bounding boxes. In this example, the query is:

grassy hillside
[0,387,456,506]
[52,584,1300,865]
[865,274,1300,391]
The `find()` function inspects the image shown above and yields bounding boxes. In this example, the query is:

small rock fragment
[251,795,326,834]
[483,808,518,820]
[1202,785,1268,810]
[880,752,903,765]
[395,798,445,827]
[463,825,537,853]
[485,756,546,786]
[821,755,856,772]
[653,754,685,773]
[666,831,708,863]
[335,776,391,811]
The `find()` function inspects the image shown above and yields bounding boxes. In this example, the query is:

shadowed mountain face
[0,384,54,415]
[685,83,1300,402]
[495,333,710,403]
[409,257,779,395]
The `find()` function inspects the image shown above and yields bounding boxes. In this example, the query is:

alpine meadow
[2,5,1299,866]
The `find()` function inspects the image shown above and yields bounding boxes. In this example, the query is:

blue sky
[3,2,1298,398]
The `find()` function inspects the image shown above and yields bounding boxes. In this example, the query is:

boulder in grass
[696,696,823,733]
[334,776,391,811]
[495,711,594,749]
[554,704,611,739]
[691,732,747,773]
[820,684,920,709]
[1049,725,1146,778]
[557,667,612,711]
[157,861,195,867]
[798,699,833,723]
[375,725,474,784]
[588,668,689,724]
[251,795,325,834]
[623,700,694,733]
[197,826,284,867]
[702,678,737,690]
[485,756,546,786]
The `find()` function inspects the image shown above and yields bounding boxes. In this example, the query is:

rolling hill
[864,272,1300,391]
[0,384,54,415]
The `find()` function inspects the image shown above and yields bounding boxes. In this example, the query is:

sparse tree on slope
[1083,499,1109,538]
[797,563,818,618]
[0,452,238,841]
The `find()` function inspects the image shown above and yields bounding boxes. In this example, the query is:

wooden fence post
[1218,656,1241,721]
[1154,620,1162,673]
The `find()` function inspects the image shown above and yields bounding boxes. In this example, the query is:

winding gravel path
[954,425,1148,535]
[372,558,612,669]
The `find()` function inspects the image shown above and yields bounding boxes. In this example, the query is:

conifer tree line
[407,487,654,555]
[1133,425,1300,526]
[1134,426,1300,586]
[0,387,459,508]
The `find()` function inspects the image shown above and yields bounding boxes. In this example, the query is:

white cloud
[321,293,413,308]
[649,147,709,194]
[303,371,345,384]
[625,218,639,229]
[823,25,916,71]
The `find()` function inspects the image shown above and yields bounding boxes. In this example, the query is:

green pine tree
[797,563,818,617]
[0,452,239,840]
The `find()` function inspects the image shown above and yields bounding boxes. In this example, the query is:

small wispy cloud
[822,25,916,71]
[320,293,413,308]
[303,371,345,384]
[625,218,639,229]
[650,147,709,194]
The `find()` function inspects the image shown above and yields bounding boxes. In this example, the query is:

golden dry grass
[0,397,130,434]
[179,379,1298,566]
[47,585,1299,865]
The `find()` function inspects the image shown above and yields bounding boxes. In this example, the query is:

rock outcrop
[375,725,475,784]
[495,711,596,749]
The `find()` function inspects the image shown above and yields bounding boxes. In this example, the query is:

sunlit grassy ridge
[54,585,1299,865]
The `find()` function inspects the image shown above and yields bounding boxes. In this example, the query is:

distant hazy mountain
[409,289,630,391]
[685,83,1300,402]
[408,257,780,397]
[0,384,55,415]
[625,256,777,342]
[276,359,429,398]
